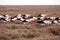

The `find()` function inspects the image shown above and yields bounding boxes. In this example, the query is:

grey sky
[0,0,60,5]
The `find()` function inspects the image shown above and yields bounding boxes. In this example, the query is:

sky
[0,0,60,5]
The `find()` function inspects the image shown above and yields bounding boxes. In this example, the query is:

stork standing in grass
[37,14,46,20]
[17,14,22,20]
[21,16,37,24]
[22,14,31,19]
[43,20,52,25]
[37,19,52,25]
[37,14,52,25]
[0,14,11,22]
[10,15,17,22]
[52,17,60,25]
[45,17,56,20]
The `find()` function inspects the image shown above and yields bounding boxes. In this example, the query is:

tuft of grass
[35,23,45,28]
[11,25,18,29]
[22,34,35,38]
[0,36,11,40]
[7,34,19,39]
[49,28,60,36]
[7,25,19,29]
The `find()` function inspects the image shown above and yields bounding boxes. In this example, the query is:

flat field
[0,5,60,40]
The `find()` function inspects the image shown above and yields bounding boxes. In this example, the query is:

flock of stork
[0,14,60,25]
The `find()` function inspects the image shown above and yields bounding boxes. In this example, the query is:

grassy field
[0,5,60,40]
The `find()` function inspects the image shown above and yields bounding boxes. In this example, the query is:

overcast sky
[0,0,60,5]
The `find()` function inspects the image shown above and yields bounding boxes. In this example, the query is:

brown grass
[0,5,60,40]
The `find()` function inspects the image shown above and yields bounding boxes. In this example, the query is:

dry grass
[0,5,60,40]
